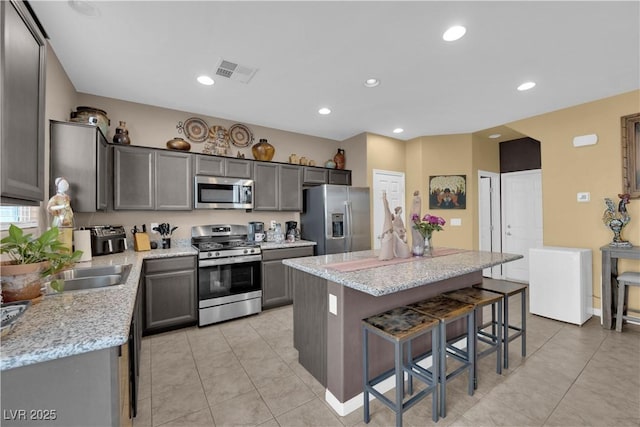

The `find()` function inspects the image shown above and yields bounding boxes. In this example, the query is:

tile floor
[133,280,640,427]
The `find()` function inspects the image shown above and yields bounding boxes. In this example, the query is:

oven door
[198,256,261,303]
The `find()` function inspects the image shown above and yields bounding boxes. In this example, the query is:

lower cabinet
[262,246,314,309]
[143,256,197,335]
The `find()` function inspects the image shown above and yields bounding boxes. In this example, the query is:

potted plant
[1,225,82,302]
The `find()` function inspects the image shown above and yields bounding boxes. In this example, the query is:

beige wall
[339,133,367,187]
[506,90,640,311]
[404,134,475,250]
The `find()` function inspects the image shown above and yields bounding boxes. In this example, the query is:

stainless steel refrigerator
[301,184,371,255]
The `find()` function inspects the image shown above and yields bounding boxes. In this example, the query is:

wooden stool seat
[408,295,475,418]
[474,280,527,369]
[616,272,640,332]
[444,287,503,387]
[362,306,440,426]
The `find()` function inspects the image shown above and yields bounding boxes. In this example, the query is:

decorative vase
[0,261,48,302]
[112,121,131,144]
[334,148,345,169]
[324,159,336,168]
[412,233,433,257]
[252,138,275,161]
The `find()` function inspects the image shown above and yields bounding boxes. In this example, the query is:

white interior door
[478,171,501,278]
[501,169,543,283]
[372,170,405,250]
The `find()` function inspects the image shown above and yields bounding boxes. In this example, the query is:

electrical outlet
[150,222,159,233]
[577,192,590,202]
[329,294,337,315]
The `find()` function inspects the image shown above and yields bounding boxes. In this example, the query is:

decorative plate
[229,123,254,147]
[182,117,209,143]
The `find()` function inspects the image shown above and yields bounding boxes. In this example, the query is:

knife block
[134,233,151,251]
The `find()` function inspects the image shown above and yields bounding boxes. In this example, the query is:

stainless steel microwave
[194,176,253,209]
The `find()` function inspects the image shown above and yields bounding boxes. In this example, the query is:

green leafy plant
[1,224,82,276]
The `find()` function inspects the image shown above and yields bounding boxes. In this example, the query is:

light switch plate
[451,218,462,226]
[577,192,590,202]
[329,294,337,315]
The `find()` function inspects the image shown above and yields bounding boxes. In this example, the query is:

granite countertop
[259,240,316,250]
[282,249,523,297]
[0,242,197,371]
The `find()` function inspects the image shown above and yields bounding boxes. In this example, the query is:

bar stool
[362,306,440,426]
[443,287,503,389]
[474,280,527,369]
[616,272,640,332]
[408,295,475,418]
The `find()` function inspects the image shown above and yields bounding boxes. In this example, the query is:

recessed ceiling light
[393,128,404,134]
[517,81,536,91]
[197,75,214,86]
[488,133,501,139]
[68,0,100,17]
[318,107,331,115]
[443,25,466,42]
[364,78,380,88]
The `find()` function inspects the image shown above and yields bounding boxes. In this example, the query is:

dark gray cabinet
[155,150,192,210]
[1,0,46,205]
[279,164,303,210]
[329,169,351,186]
[114,145,192,210]
[195,155,252,178]
[50,120,111,212]
[253,162,302,211]
[262,246,314,309]
[143,256,197,334]
[303,167,328,185]
[114,146,154,210]
[253,162,279,210]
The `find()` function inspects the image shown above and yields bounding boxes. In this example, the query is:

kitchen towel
[73,230,92,262]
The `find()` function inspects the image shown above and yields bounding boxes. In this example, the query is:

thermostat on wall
[572,134,598,147]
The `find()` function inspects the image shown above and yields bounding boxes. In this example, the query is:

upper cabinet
[1,1,46,204]
[328,169,351,186]
[195,154,252,179]
[50,121,111,212]
[253,162,302,211]
[114,145,192,210]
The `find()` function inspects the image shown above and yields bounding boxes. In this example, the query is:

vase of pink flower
[411,213,446,257]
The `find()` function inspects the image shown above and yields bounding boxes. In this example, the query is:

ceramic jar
[289,153,298,164]
[334,148,345,169]
[166,137,191,151]
[324,159,336,168]
[112,121,131,144]
[252,138,275,161]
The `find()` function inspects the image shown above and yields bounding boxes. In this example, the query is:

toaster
[85,225,127,256]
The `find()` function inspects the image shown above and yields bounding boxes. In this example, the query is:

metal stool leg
[395,341,403,427]
[503,294,510,369]
[363,326,370,424]
[496,298,503,375]
[521,289,526,357]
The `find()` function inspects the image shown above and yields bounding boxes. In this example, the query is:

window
[0,206,39,230]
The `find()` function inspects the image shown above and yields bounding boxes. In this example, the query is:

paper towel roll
[73,230,92,262]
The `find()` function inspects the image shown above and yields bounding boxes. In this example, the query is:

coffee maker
[248,221,264,242]
[285,221,299,241]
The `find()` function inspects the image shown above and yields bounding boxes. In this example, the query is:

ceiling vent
[215,59,257,84]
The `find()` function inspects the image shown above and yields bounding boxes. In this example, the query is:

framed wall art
[429,175,466,209]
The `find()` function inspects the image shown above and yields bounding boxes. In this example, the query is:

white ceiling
[29,1,640,142]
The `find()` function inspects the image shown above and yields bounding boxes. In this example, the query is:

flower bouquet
[410,213,446,256]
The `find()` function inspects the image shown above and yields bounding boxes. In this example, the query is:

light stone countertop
[0,241,197,371]
[282,249,523,297]
[259,240,316,250]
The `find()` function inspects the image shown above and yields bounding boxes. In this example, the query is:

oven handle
[199,255,262,267]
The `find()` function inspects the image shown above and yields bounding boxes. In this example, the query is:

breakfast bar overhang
[283,248,522,415]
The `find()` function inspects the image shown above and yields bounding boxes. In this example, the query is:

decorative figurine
[603,194,632,247]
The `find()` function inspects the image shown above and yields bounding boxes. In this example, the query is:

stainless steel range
[192,224,262,326]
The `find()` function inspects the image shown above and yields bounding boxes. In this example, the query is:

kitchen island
[283,248,522,416]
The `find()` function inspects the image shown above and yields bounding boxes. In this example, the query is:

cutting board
[134,233,151,251]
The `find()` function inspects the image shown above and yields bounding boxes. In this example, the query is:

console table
[600,245,640,329]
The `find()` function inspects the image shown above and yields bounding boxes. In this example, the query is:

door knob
[506,232,512,236]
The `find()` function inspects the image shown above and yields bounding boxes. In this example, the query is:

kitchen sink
[44,264,132,293]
